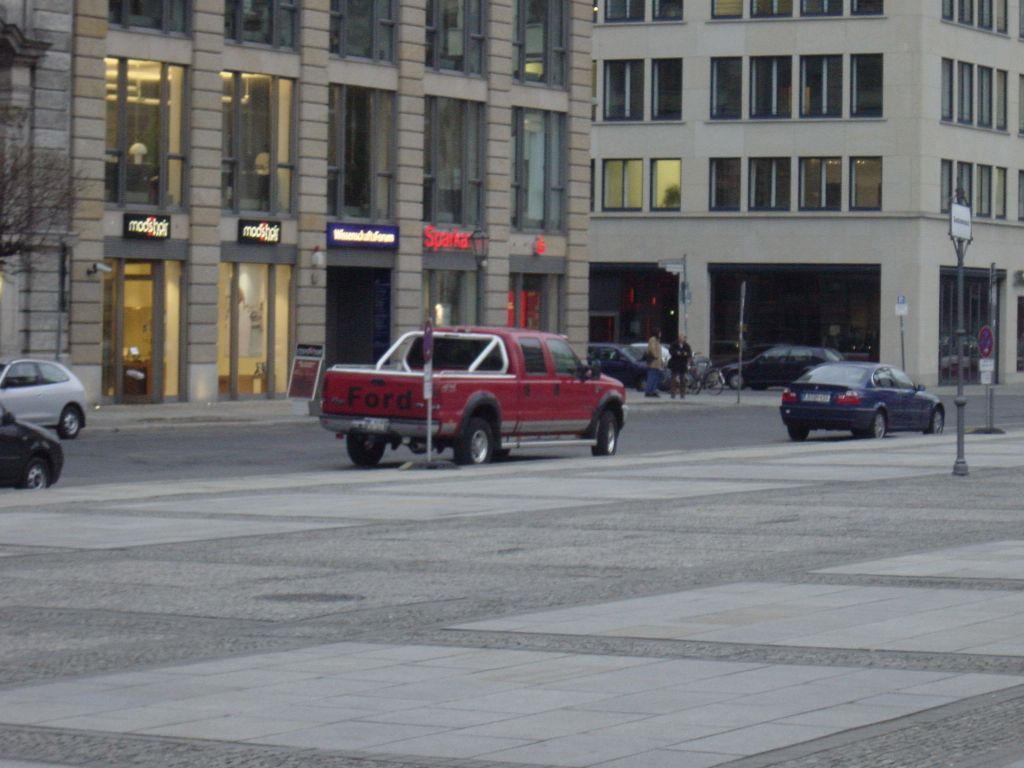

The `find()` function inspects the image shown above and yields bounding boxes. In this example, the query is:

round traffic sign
[978,325,994,358]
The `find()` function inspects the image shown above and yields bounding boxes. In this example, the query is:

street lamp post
[949,188,972,477]
[470,228,489,324]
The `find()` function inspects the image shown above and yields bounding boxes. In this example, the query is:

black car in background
[721,345,844,390]
[588,343,668,391]
[0,407,63,489]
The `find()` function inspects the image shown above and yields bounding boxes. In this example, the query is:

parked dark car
[0,407,64,489]
[710,341,775,367]
[779,362,945,441]
[588,343,668,391]
[721,345,843,390]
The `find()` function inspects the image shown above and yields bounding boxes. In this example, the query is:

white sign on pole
[979,358,995,373]
[895,294,908,316]
[950,202,972,240]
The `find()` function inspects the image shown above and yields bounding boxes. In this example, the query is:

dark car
[0,407,64,489]
[779,362,945,441]
[588,343,668,391]
[721,345,843,390]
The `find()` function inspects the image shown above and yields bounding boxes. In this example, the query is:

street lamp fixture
[470,228,489,268]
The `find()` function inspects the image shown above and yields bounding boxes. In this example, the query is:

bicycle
[701,366,726,395]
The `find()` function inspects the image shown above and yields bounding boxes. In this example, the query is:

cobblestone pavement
[0,431,1023,766]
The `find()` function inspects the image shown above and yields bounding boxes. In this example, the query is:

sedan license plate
[357,417,390,433]
[802,392,831,403]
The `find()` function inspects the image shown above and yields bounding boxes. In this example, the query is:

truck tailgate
[321,369,426,419]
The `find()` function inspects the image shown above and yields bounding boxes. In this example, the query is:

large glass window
[941,159,953,213]
[851,0,883,12]
[941,58,954,121]
[426,0,484,74]
[221,72,295,213]
[651,158,681,210]
[224,0,296,48]
[978,65,993,127]
[105,58,186,208]
[328,85,394,220]
[979,0,993,26]
[508,273,561,331]
[801,0,840,14]
[956,160,972,204]
[710,158,741,211]
[652,59,682,120]
[1019,171,1024,220]
[943,0,954,18]
[850,54,883,117]
[653,0,683,19]
[995,166,1006,217]
[330,0,395,61]
[424,270,476,325]
[850,157,882,210]
[423,97,484,225]
[712,0,742,16]
[711,57,742,119]
[801,55,841,117]
[752,0,792,16]
[514,0,567,86]
[996,69,1007,129]
[958,62,973,123]
[959,0,973,23]
[604,60,644,120]
[976,164,992,216]
[603,159,642,210]
[512,109,565,231]
[749,157,790,210]
[109,0,186,32]
[606,0,644,20]
[750,56,791,118]
[799,157,841,210]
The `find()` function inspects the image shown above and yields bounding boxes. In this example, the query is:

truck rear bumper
[319,413,438,440]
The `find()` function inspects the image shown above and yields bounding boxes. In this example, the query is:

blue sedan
[779,362,945,441]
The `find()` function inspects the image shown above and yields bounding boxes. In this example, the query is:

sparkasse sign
[423,224,471,252]
[123,214,171,240]
[238,219,281,245]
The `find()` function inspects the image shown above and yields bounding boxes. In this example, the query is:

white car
[628,342,671,366]
[0,359,87,439]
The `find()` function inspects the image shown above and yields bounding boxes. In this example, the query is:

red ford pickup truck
[319,326,627,466]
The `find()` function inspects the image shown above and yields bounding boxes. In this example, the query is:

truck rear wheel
[591,410,619,456]
[346,432,385,467]
[454,417,494,465]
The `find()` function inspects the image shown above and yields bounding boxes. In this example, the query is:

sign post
[895,294,908,371]
[423,318,434,462]
[736,280,747,405]
[949,193,972,476]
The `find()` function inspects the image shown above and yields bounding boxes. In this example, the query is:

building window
[426,0,484,74]
[330,0,395,60]
[651,158,681,210]
[996,69,1007,129]
[801,0,841,14]
[799,157,841,210]
[801,55,841,117]
[220,73,295,213]
[996,0,1007,30]
[957,62,973,123]
[603,159,643,210]
[956,161,972,204]
[105,58,187,208]
[976,164,992,216]
[943,0,954,19]
[514,0,567,86]
[652,59,682,120]
[710,158,741,211]
[752,0,792,16]
[750,57,792,118]
[941,159,953,213]
[508,273,561,331]
[424,270,477,325]
[995,166,1006,217]
[959,0,973,24]
[327,85,394,220]
[749,158,790,210]
[109,0,186,32]
[224,0,296,48]
[850,157,881,210]
[941,59,954,121]
[850,54,882,117]
[653,0,683,20]
[1019,75,1024,133]
[423,97,484,225]
[851,0,883,13]
[1018,171,1024,219]
[606,0,644,20]
[712,0,742,17]
[978,66,993,127]
[512,108,566,231]
[711,57,742,119]
[604,60,644,120]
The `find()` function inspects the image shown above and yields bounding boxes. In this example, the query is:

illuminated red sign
[533,235,546,256]
[423,225,471,252]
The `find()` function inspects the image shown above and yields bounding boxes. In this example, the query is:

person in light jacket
[644,331,663,398]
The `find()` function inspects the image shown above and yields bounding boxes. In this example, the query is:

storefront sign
[287,343,324,400]
[533,235,546,256]
[327,223,400,250]
[950,202,972,241]
[123,214,171,240]
[238,219,281,245]
[423,225,471,252]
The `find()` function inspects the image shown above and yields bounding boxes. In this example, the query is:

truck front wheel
[591,410,619,456]
[346,432,386,467]
[454,417,494,465]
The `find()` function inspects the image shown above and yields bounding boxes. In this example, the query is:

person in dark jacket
[668,333,692,399]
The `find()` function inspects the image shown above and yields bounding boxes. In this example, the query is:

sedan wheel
[57,405,83,440]
[787,424,809,442]
[20,457,50,490]
[727,371,742,390]
[924,408,945,435]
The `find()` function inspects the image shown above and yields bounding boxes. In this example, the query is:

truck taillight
[781,389,798,404]
[835,391,862,406]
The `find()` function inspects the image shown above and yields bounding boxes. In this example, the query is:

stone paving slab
[818,540,1024,580]
[0,641,1018,767]
[456,582,1024,656]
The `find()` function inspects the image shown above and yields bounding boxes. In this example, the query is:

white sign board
[895,294,908,316]
[979,358,995,373]
[950,202,972,240]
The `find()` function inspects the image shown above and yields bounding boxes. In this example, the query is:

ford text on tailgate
[319,327,627,467]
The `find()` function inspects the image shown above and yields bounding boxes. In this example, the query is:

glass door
[122,262,155,401]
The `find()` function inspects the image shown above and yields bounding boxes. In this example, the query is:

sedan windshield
[796,364,870,387]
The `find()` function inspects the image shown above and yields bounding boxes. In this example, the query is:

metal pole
[682,254,688,339]
[899,315,905,371]
[55,242,67,361]
[736,280,746,405]
[986,262,996,432]
[953,238,969,476]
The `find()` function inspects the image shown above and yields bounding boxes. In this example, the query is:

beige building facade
[68,0,591,404]
[591,0,1024,386]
